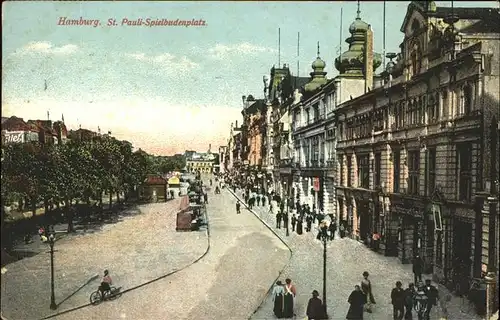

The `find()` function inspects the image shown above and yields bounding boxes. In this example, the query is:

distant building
[1,116,68,145]
[185,145,217,173]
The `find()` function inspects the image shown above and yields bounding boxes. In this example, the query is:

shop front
[390,195,429,265]
[350,189,380,244]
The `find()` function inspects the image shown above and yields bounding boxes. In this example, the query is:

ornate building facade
[335,1,499,299]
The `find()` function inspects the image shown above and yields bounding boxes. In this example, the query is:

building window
[313,104,320,121]
[347,155,352,187]
[374,153,381,188]
[374,109,384,132]
[420,96,426,125]
[441,90,448,118]
[395,102,406,128]
[357,154,370,189]
[462,84,473,115]
[429,93,439,123]
[427,147,436,196]
[306,109,310,124]
[339,154,344,186]
[312,136,319,163]
[457,143,472,201]
[435,231,443,267]
[408,150,420,195]
[393,150,401,193]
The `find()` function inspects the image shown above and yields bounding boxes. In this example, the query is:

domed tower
[333,1,382,103]
[304,42,328,92]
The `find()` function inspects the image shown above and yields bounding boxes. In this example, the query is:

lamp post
[316,221,333,318]
[47,232,57,310]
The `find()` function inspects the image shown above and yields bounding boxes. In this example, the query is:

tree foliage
[1,136,153,221]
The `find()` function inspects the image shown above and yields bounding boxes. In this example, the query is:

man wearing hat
[306,290,324,320]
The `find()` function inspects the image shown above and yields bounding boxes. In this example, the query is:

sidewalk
[228,189,482,320]
[1,199,209,320]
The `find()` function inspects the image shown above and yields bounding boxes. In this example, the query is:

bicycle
[89,286,122,305]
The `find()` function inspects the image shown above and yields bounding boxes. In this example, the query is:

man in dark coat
[412,254,424,285]
[306,290,324,320]
[261,195,266,207]
[282,212,289,230]
[423,279,438,319]
[236,201,241,214]
[276,211,282,229]
[404,283,416,320]
[328,221,337,240]
[391,281,405,320]
[291,214,297,232]
[256,195,261,206]
[306,215,313,232]
[346,285,365,319]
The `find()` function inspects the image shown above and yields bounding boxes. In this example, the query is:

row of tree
[1,135,186,231]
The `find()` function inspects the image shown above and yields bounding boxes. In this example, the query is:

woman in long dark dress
[346,285,365,319]
[296,216,303,235]
[272,281,285,318]
[283,278,296,318]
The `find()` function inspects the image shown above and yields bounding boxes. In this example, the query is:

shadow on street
[57,274,100,308]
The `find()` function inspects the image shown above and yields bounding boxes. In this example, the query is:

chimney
[235,120,238,128]
[364,25,374,93]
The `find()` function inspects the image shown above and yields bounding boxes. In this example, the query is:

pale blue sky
[2,1,498,155]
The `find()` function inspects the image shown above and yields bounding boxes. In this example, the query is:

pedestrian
[328,220,336,240]
[210,179,213,186]
[306,290,324,320]
[256,194,261,206]
[291,214,297,232]
[296,215,303,235]
[372,231,381,251]
[236,201,241,214]
[170,189,175,199]
[272,280,285,318]
[339,221,346,238]
[283,278,296,318]
[276,211,282,229]
[203,192,208,204]
[404,283,416,320]
[412,254,424,285]
[361,271,376,313]
[306,214,313,232]
[262,195,266,207]
[391,281,406,320]
[283,211,289,230]
[346,285,365,319]
[423,279,438,319]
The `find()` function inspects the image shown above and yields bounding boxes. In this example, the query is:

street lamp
[316,220,333,318]
[47,232,57,310]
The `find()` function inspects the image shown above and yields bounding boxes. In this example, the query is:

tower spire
[317,41,320,57]
[356,0,361,19]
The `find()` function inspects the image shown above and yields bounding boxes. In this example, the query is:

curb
[33,202,212,320]
[225,188,294,319]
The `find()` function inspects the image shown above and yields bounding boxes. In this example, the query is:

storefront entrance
[452,219,472,284]
[358,200,370,242]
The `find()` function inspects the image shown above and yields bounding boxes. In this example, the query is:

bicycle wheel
[108,287,122,300]
[89,291,102,305]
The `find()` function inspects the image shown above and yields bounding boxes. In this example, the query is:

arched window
[411,20,420,33]
[463,84,473,115]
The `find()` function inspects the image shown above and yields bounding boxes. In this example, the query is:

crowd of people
[215,171,443,320]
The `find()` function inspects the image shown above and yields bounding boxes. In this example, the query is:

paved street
[226,189,482,320]
[1,198,208,320]
[49,185,290,320]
